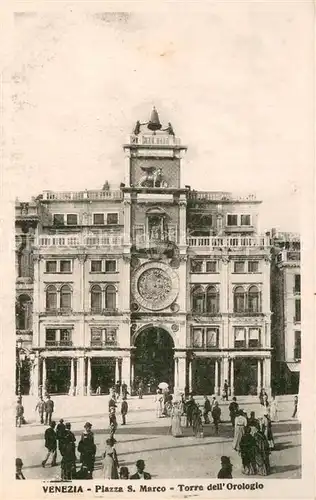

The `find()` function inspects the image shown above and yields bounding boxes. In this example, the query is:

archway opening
[133,327,174,394]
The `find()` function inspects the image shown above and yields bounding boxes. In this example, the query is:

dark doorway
[91,358,115,394]
[192,358,215,394]
[134,327,174,393]
[46,358,71,394]
[234,358,258,396]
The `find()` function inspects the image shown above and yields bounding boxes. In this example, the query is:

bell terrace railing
[187,236,270,248]
[127,134,181,147]
[42,190,123,201]
[36,234,123,248]
[188,191,257,202]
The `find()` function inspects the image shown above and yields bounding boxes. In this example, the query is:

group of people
[16,394,55,428]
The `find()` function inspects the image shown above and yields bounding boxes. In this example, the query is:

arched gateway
[133,327,175,394]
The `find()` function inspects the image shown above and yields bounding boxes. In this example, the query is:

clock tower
[122,108,188,393]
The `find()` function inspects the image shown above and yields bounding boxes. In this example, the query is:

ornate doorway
[133,327,174,394]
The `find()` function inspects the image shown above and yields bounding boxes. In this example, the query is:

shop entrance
[46,358,71,394]
[133,327,174,394]
[234,358,258,396]
[91,358,116,395]
[191,358,216,395]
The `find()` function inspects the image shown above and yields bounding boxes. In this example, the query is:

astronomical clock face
[132,262,179,311]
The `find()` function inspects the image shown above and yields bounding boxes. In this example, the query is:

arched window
[206,286,219,314]
[46,285,57,311]
[191,286,205,313]
[16,294,32,330]
[60,285,72,310]
[234,286,246,313]
[91,285,102,312]
[105,285,117,310]
[248,285,260,313]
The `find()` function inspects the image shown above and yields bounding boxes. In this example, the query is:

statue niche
[138,166,167,188]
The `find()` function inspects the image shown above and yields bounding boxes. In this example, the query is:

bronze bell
[147,106,162,131]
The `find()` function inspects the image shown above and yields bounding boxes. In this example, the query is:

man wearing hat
[78,424,96,479]
[130,459,151,480]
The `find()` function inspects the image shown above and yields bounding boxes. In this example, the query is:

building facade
[16,108,274,397]
[271,231,301,394]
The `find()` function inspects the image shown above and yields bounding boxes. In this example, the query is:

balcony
[188,236,269,249]
[36,234,123,248]
[45,340,73,347]
[90,340,118,348]
[43,308,73,316]
[188,191,257,202]
[233,311,263,316]
[42,190,122,201]
[89,308,119,316]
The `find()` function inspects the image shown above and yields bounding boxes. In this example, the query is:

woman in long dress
[102,438,119,479]
[253,428,271,476]
[262,413,275,450]
[171,402,183,437]
[269,396,279,422]
[232,410,248,452]
[155,389,163,418]
[239,427,256,475]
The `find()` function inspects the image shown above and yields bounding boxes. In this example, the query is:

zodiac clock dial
[132,262,179,311]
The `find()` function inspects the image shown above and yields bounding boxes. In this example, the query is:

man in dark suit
[44,395,54,425]
[121,397,128,425]
[130,459,151,480]
[42,421,57,467]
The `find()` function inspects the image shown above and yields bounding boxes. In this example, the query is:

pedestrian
[16,458,25,479]
[121,397,128,425]
[217,456,233,479]
[60,437,76,481]
[259,388,265,406]
[115,380,121,399]
[108,395,117,410]
[121,381,128,399]
[192,405,203,437]
[138,381,144,399]
[155,389,163,418]
[239,427,256,475]
[232,410,248,452]
[130,459,152,479]
[185,394,195,427]
[269,396,279,422]
[77,428,96,479]
[82,422,94,442]
[16,399,24,428]
[203,395,211,424]
[253,427,271,476]
[109,407,118,439]
[228,397,239,427]
[56,419,67,457]
[102,438,119,479]
[44,395,54,425]
[247,411,260,432]
[96,384,101,395]
[262,412,275,450]
[211,401,221,435]
[171,401,183,437]
[292,395,298,418]
[119,466,129,479]
[35,396,45,424]
[64,422,76,476]
[222,380,229,401]
[42,421,57,468]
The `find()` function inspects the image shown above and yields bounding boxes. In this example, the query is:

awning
[286,362,301,372]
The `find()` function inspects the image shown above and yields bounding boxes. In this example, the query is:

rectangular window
[91,328,103,346]
[248,328,260,348]
[66,214,78,225]
[227,214,238,226]
[191,260,203,273]
[248,261,259,273]
[134,225,145,246]
[234,261,245,273]
[234,328,246,348]
[192,328,203,348]
[240,214,251,226]
[105,328,117,345]
[60,329,71,345]
[60,260,71,273]
[93,213,105,225]
[294,274,301,293]
[206,261,217,273]
[167,224,177,243]
[91,260,102,273]
[46,260,57,273]
[206,328,218,348]
[45,329,56,346]
[53,214,65,226]
[107,213,119,225]
[294,331,301,360]
[105,260,117,273]
[295,298,301,322]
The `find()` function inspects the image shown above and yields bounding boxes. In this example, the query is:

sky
[7,4,314,232]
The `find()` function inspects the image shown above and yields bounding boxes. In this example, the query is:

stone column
[115,358,120,384]
[130,358,134,393]
[124,149,131,186]
[69,358,75,396]
[77,356,85,396]
[177,356,186,393]
[31,356,40,396]
[87,357,92,396]
[179,197,187,246]
[188,360,193,392]
[230,358,234,396]
[174,358,179,389]
[42,358,46,394]
[223,356,229,387]
[123,195,131,246]
[264,357,271,396]
[121,356,131,395]
[257,358,262,395]
[214,359,219,395]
